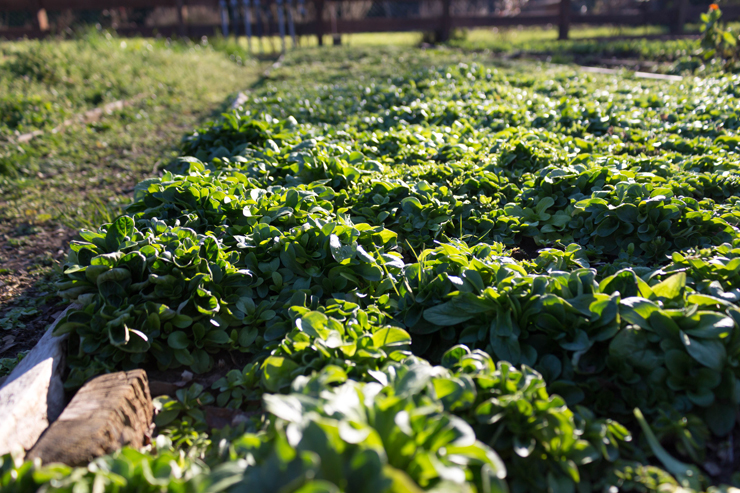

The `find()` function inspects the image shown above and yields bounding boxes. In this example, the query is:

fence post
[558,0,570,40]
[176,0,188,37]
[673,0,688,33]
[243,0,253,52]
[438,0,451,42]
[329,0,340,45]
[230,0,240,37]
[287,0,297,48]
[315,0,325,46]
[34,1,49,33]
[255,0,263,53]
[36,9,49,32]
[277,0,287,52]
[219,0,229,37]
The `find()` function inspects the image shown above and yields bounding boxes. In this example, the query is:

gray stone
[0,306,74,457]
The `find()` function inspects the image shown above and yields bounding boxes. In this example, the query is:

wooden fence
[0,0,736,44]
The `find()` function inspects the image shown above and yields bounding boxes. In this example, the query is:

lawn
[2,23,740,493]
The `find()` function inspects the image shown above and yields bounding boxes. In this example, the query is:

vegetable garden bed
[3,46,740,492]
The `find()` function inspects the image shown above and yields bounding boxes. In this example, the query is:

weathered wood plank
[27,370,153,466]
[17,95,146,144]
[580,65,682,82]
[0,306,74,457]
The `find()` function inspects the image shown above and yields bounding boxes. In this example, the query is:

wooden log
[27,370,153,466]
[0,306,74,458]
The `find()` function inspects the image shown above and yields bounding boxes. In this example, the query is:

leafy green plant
[249,373,507,493]
[397,348,633,493]
[700,5,740,67]
[23,45,740,492]
[154,383,215,428]
[0,351,27,377]
[0,443,217,493]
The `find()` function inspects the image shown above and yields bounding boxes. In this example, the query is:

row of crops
[4,49,740,492]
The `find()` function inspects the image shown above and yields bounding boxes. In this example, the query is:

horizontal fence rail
[0,0,736,48]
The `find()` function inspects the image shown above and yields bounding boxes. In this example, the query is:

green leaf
[172,314,193,329]
[723,30,737,46]
[153,396,181,427]
[238,327,258,347]
[424,302,476,326]
[401,197,423,213]
[440,345,470,368]
[299,311,330,339]
[372,327,411,350]
[329,234,356,263]
[121,328,150,353]
[534,196,555,216]
[383,465,425,493]
[191,348,212,374]
[174,348,194,366]
[682,312,735,338]
[261,356,300,392]
[651,273,686,300]
[609,328,662,371]
[105,215,135,252]
[680,331,726,371]
[168,331,190,350]
[547,471,576,493]
[620,297,660,330]
[705,403,736,436]
[489,335,521,365]
[293,481,341,493]
[648,311,681,340]
[204,330,231,345]
[633,408,701,490]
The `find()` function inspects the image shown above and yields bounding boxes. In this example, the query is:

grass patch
[0,31,264,355]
